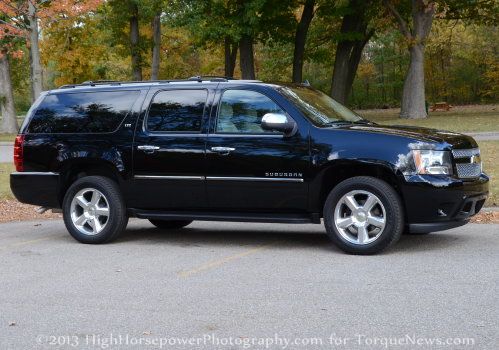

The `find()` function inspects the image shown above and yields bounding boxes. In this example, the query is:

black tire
[323,176,404,255]
[62,176,128,244]
[149,219,193,230]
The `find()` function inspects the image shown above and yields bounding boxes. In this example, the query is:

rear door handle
[211,146,236,154]
[137,145,160,153]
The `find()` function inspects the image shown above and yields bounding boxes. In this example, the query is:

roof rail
[58,76,238,89]
[188,75,238,82]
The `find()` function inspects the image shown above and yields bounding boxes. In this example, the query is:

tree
[0,0,102,100]
[383,0,435,119]
[330,0,376,104]
[129,2,142,80]
[107,0,162,80]
[151,12,161,80]
[383,0,498,118]
[292,0,315,83]
[176,0,295,79]
[0,50,18,133]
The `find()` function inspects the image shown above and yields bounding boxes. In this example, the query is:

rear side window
[146,90,207,132]
[27,91,139,133]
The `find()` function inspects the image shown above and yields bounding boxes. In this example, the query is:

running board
[128,209,320,224]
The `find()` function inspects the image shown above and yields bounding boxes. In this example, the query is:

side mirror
[261,113,297,136]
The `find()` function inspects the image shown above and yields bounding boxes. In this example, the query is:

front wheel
[323,176,404,255]
[63,176,128,244]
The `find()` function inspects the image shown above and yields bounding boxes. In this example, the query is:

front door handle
[137,145,160,153]
[211,146,236,155]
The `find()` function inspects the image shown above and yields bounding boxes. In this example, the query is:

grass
[0,163,14,199]
[478,141,499,207]
[360,104,499,133]
[0,134,16,142]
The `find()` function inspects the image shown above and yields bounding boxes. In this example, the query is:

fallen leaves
[470,211,499,224]
[0,199,61,224]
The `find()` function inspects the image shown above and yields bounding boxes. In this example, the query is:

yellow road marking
[178,242,275,278]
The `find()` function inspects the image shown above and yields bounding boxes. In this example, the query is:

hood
[334,123,478,149]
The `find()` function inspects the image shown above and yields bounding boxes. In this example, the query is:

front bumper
[401,173,489,232]
[10,172,61,208]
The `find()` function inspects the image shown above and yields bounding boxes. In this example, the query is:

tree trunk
[28,1,43,102]
[400,44,427,119]
[0,52,18,133]
[150,13,161,80]
[292,0,315,83]
[239,35,255,80]
[330,1,373,104]
[130,4,142,81]
[384,0,435,118]
[330,42,353,103]
[224,37,238,78]
[331,28,374,104]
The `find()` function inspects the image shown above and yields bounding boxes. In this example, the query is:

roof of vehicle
[57,76,263,90]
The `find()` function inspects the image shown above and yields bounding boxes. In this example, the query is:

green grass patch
[360,105,499,133]
[0,163,15,199]
[478,140,499,207]
[0,134,15,142]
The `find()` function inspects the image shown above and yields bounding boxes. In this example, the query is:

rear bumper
[401,173,489,231]
[10,172,61,208]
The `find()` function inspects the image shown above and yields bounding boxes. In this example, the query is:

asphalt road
[0,219,497,350]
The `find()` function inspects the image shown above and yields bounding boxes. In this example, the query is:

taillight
[13,135,24,172]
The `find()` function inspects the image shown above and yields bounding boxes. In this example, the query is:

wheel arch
[58,158,125,206]
[312,160,406,219]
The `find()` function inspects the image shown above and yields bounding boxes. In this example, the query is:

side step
[128,209,321,224]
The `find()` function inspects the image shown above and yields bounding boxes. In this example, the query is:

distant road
[0,145,12,164]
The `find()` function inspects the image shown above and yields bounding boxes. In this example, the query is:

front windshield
[278,86,365,126]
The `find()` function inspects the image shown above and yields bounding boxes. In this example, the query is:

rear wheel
[149,219,193,230]
[323,176,404,255]
[63,176,128,244]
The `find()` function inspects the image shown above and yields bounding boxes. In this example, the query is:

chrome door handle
[137,145,160,153]
[211,146,236,154]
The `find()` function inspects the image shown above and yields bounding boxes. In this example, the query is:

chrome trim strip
[11,171,59,176]
[207,134,283,138]
[134,175,304,182]
[206,176,304,183]
[134,175,205,180]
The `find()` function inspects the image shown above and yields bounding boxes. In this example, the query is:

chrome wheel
[70,188,110,236]
[333,190,386,245]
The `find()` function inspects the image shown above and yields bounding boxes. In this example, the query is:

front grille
[452,148,479,158]
[452,148,481,179]
[456,163,481,179]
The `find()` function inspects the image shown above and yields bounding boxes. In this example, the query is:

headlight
[412,150,453,175]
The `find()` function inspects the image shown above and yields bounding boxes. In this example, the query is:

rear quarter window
[27,90,139,133]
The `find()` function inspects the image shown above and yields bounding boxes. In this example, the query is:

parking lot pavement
[0,219,497,349]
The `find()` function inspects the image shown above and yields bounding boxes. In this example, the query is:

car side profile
[10,77,489,254]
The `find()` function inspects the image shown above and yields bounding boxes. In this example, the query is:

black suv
[10,77,489,254]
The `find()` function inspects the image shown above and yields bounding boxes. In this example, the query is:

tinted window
[279,86,363,126]
[216,90,285,134]
[28,91,139,133]
[147,90,207,132]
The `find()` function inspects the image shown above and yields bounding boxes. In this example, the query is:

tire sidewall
[63,176,126,244]
[324,177,403,254]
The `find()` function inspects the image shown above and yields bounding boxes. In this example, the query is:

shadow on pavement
[107,221,472,254]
